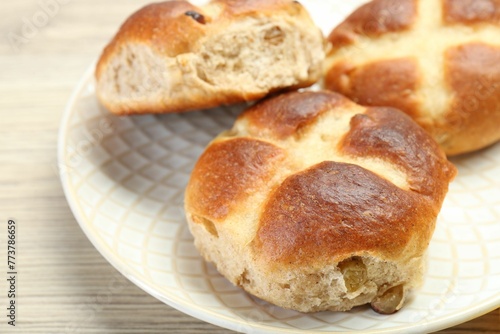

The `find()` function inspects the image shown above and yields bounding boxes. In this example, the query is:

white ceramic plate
[59,1,500,333]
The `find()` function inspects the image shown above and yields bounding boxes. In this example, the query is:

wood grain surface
[0,0,498,333]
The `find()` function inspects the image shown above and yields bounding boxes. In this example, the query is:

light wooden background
[0,0,498,333]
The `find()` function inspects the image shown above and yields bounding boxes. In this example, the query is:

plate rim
[58,63,500,334]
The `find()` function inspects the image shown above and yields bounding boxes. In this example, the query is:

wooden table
[0,0,498,333]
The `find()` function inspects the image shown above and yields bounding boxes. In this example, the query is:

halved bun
[95,0,325,115]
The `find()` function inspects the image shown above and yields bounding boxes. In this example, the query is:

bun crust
[185,91,456,313]
[325,0,500,156]
[95,0,324,115]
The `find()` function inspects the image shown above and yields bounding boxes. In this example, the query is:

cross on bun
[324,0,500,156]
[95,0,324,115]
[184,91,456,313]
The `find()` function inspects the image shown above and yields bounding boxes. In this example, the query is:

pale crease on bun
[95,0,325,115]
[184,91,456,313]
[324,0,500,156]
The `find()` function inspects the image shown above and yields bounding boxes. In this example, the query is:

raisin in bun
[324,0,500,156]
[184,91,456,313]
[95,0,324,115]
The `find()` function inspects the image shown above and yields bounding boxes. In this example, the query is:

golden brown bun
[95,0,324,115]
[324,0,500,156]
[184,91,456,313]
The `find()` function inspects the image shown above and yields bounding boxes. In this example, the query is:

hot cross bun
[95,0,324,115]
[185,91,456,313]
[325,0,500,155]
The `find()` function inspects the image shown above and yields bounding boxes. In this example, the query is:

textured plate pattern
[58,1,500,333]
